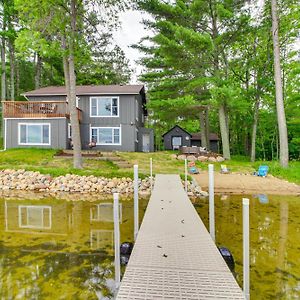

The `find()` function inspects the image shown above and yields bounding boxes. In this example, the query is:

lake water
[0,194,299,299]
[194,194,300,300]
[0,196,148,299]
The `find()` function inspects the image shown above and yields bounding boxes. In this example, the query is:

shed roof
[162,125,192,137]
[191,133,219,141]
[23,85,145,97]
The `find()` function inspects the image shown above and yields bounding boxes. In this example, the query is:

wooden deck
[2,101,82,121]
[117,174,245,299]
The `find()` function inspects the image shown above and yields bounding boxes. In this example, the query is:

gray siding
[78,94,142,151]
[5,118,68,149]
[163,127,191,150]
[138,128,154,152]
[10,92,152,152]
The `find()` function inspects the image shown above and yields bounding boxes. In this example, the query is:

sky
[113,10,151,83]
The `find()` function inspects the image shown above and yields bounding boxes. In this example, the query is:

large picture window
[90,127,121,145]
[90,97,119,117]
[18,123,50,145]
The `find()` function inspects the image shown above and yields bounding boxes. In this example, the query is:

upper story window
[90,97,119,117]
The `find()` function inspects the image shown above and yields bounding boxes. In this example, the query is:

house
[190,132,219,152]
[162,125,192,150]
[2,85,154,152]
[162,125,219,152]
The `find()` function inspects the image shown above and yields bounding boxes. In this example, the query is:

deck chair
[257,165,269,177]
[220,164,230,174]
[188,161,199,174]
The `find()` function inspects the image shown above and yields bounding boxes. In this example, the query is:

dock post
[134,165,139,240]
[150,158,153,191]
[184,158,188,192]
[243,198,250,300]
[208,164,215,241]
[113,193,121,289]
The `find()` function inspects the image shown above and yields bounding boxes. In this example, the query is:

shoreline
[194,172,300,196]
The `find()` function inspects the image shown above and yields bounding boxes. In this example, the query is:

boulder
[216,156,225,162]
[198,156,208,162]
[187,155,196,162]
[208,157,217,162]
[177,155,186,160]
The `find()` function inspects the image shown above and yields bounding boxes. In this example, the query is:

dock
[117,174,245,299]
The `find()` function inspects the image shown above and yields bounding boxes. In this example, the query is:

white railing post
[150,157,153,191]
[184,158,188,192]
[134,164,139,240]
[113,193,121,289]
[243,198,250,300]
[208,164,215,241]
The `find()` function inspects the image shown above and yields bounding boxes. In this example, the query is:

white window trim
[89,96,120,118]
[18,205,52,229]
[136,99,139,121]
[90,126,122,146]
[68,123,72,139]
[66,96,79,108]
[90,203,122,223]
[135,128,139,143]
[18,123,51,146]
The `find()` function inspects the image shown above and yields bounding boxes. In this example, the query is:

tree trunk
[271,0,289,167]
[68,0,82,169]
[199,110,208,149]
[1,36,6,101]
[8,41,15,100]
[16,59,19,97]
[250,97,260,162]
[35,53,42,89]
[219,104,230,159]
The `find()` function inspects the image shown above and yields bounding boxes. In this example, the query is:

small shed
[191,133,219,152]
[162,125,192,150]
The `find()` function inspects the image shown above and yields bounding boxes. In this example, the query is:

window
[90,127,121,145]
[68,124,72,139]
[90,97,119,117]
[19,123,50,145]
[136,99,139,121]
[18,206,52,229]
[90,203,122,223]
[135,128,138,143]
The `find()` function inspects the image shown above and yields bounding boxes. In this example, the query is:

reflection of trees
[0,243,115,299]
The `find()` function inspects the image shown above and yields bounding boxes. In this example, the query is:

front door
[142,134,150,152]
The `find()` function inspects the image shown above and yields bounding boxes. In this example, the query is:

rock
[107,181,115,188]
[208,157,217,162]
[187,155,196,162]
[198,156,208,162]
[170,154,177,159]
[216,156,225,162]
[177,155,186,160]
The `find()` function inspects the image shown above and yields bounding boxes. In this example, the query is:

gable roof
[162,125,192,137]
[23,85,145,97]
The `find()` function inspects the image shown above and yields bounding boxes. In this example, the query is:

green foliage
[137,0,300,161]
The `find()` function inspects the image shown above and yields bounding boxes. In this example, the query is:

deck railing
[2,101,82,121]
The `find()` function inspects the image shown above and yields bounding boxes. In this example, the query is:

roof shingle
[23,85,145,96]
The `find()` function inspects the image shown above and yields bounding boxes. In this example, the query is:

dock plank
[117,174,245,299]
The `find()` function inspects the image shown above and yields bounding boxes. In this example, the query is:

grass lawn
[0,148,299,184]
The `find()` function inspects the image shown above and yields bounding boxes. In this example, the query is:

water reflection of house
[4,201,69,235]
[90,203,122,223]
